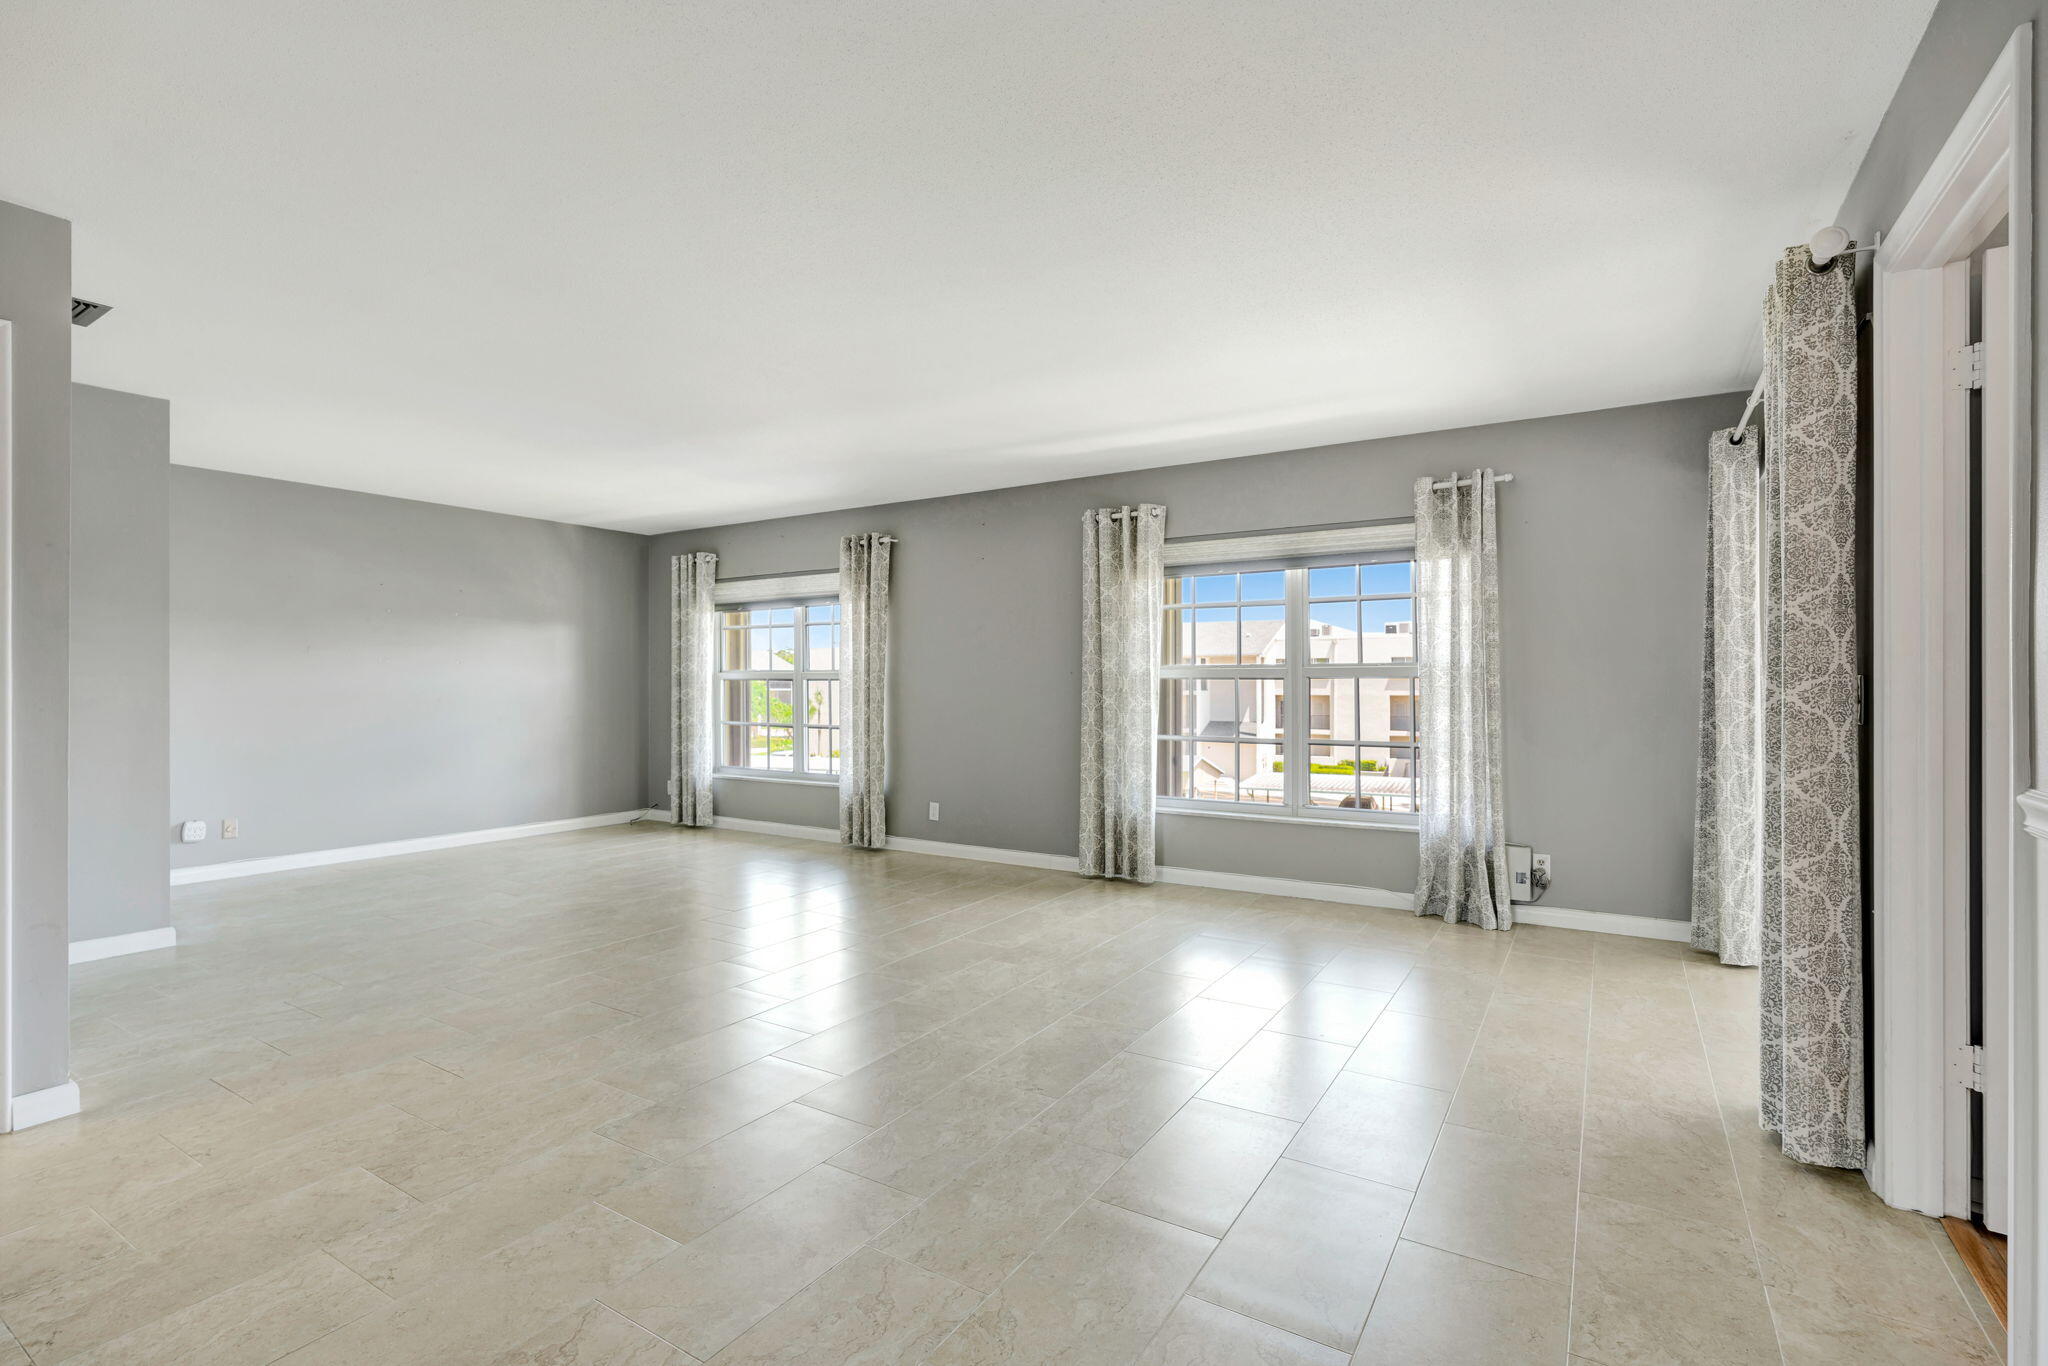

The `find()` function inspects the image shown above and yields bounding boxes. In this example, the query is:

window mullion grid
[715,600,844,779]
[1154,553,1419,824]
[1283,567,1307,815]
[792,603,810,778]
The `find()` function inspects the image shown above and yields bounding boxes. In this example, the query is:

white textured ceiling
[6,1,1931,533]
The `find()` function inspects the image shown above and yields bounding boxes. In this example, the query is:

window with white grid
[716,600,841,778]
[1158,554,1419,823]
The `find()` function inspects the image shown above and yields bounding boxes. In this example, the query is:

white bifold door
[1946,244,2019,1234]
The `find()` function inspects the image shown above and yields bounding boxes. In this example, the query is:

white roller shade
[712,571,838,606]
[1162,521,1414,569]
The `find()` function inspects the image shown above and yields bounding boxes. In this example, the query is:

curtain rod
[1429,473,1516,490]
[1724,226,1881,447]
[1728,372,1766,445]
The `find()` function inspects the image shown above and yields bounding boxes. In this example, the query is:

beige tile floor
[0,823,2007,1364]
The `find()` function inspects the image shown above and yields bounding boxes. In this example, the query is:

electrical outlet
[179,819,207,843]
[221,817,239,840]
[928,801,941,821]
[1532,853,1552,877]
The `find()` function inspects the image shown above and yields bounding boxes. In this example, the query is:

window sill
[714,770,838,788]
[1156,805,1418,835]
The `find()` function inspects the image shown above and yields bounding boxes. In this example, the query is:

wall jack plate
[1507,844,1533,902]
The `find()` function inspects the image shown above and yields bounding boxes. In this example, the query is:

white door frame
[1868,21,2032,1356]
[0,318,13,1133]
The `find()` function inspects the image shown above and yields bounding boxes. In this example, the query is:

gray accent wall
[170,468,648,869]
[645,392,1733,922]
[1,199,73,1096]
[71,385,171,943]
[1833,1,2045,774]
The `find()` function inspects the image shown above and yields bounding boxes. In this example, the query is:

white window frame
[1157,549,1419,829]
[714,596,841,784]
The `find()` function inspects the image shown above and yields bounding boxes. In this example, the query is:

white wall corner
[8,1079,81,1132]
[68,926,177,965]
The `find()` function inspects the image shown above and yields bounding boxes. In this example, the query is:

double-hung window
[717,600,841,778]
[1157,551,1419,823]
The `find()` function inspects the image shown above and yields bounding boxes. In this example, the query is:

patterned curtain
[1759,247,1863,1170]
[1079,504,1165,882]
[838,533,892,849]
[1690,428,1763,966]
[668,552,717,828]
[1411,472,1510,929]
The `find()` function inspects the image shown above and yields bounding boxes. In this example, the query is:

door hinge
[1952,1043,1985,1092]
[1950,341,1986,390]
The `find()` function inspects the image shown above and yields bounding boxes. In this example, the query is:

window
[717,600,840,778]
[1158,555,1419,821]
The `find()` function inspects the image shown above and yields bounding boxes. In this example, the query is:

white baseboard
[710,815,1082,872]
[169,810,652,885]
[1155,863,1410,910]
[69,926,178,964]
[880,833,1081,872]
[709,815,843,845]
[1512,904,1692,942]
[1160,866,1685,938]
[676,811,1690,940]
[8,1080,81,1131]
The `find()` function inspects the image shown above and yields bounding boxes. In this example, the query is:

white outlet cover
[179,819,207,842]
[928,802,940,821]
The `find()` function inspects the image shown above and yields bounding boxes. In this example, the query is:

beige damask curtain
[1690,429,1763,967]
[1079,505,1165,883]
[838,534,892,850]
[668,551,717,828]
[1756,246,1863,1170]
[1412,471,1510,930]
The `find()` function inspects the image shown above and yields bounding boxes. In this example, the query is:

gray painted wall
[70,384,170,944]
[170,468,648,869]
[0,200,73,1096]
[1834,0,2045,776]
[645,392,1734,922]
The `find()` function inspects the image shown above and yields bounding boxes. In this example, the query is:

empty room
[1,1,2041,1362]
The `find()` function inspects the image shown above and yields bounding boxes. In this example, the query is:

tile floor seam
[1382,1231,1576,1289]
[1178,1283,1347,1352]
[1686,961,1792,1366]
[346,1160,437,1215]
[311,1247,401,1305]
[597,1132,847,1238]
[619,1196,942,1359]
[1563,964,1593,1366]
[1166,1139,1367,1353]
[907,1160,1170,1364]
[1920,1210,2008,1358]
[590,1296,698,1360]
[78,1205,144,1261]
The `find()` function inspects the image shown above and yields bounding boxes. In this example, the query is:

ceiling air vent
[70,298,112,327]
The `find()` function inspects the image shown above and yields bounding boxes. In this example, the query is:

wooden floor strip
[1942,1215,2009,1329]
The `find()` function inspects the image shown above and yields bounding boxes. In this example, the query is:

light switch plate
[221,817,239,839]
